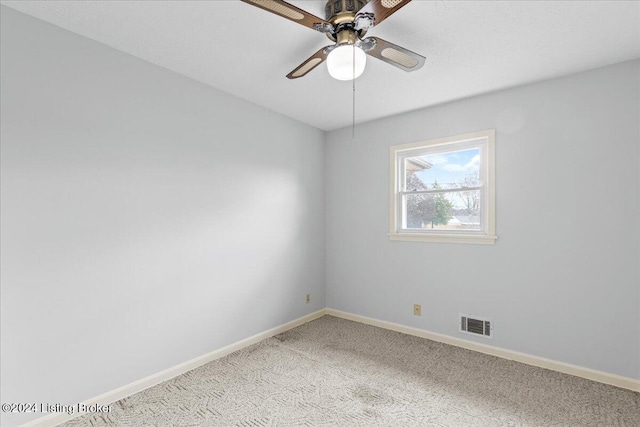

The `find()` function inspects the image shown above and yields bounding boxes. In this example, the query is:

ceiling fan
[240,0,425,80]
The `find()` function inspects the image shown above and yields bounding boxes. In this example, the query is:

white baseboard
[21,309,326,427]
[325,308,640,393]
[21,307,639,426]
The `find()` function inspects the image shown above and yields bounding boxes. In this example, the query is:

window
[389,130,496,244]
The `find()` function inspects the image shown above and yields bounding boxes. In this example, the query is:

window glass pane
[404,148,480,191]
[404,190,481,231]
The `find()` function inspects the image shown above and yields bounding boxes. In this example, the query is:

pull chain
[352,44,356,139]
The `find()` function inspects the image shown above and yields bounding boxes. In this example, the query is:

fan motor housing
[325,0,369,42]
[325,0,368,23]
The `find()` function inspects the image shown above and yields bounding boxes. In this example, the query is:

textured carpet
[63,315,639,426]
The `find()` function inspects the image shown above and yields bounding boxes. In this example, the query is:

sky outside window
[412,147,480,190]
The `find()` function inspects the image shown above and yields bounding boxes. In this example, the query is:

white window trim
[389,129,497,244]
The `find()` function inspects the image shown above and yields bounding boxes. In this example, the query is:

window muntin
[390,130,496,244]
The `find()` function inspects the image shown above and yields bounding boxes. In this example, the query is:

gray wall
[326,60,640,380]
[2,5,639,427]
[1,7,325,426]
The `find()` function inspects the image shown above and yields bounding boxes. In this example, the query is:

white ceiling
[2,0,639,131]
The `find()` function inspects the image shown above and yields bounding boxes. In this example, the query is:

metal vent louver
[460,314,492,338]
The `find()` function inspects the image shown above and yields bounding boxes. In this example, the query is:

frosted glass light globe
[326,45,366,81]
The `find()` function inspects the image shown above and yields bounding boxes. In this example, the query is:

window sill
[388,233,497,245]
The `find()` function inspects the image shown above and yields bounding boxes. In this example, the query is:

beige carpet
[63,315,639,426]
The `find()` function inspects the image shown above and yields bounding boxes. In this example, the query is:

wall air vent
[460,314,492,338]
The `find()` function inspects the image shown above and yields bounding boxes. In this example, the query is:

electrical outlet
[306,294,310,304]
[413,304,421,316]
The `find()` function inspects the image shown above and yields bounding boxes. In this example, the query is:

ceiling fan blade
[287,46,331,79]
[241,0,333,33]
[356,0,412,28]
[363,37,425,72]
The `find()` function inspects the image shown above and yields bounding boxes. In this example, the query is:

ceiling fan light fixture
[326,44,367,81]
